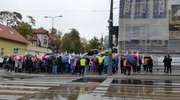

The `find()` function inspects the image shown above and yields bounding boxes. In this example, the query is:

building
[0,24,29,56]
[0,24,50,56]
[31,28,49,48]
[118,0,169,53]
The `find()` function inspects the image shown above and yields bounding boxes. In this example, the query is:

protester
[103,55,109,74]
[163,56,168,73]
[123,58,131,75]
[80,57,86,76]
[97,55,104,75]
[148,57,153,72]
[167,54,172,73]
[52,56,58,74]
[120,57,125,74]
[89,59,94,72]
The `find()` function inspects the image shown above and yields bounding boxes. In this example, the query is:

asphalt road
[1,68,180,100]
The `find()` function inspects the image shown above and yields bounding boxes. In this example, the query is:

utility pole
[108,0,113,75]
[44,15,62,33]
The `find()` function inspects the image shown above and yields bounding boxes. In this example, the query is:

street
[0,66,180,100]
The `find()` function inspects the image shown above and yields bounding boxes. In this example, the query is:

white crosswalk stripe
[0,80,61,100]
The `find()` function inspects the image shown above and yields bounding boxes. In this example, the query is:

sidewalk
[1,67,180,80]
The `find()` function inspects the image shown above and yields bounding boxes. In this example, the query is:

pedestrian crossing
[0,81,52,100]
[2,69,180,100]
[0,78,65,100]
[91,77,113,95]
[107,79,180,100]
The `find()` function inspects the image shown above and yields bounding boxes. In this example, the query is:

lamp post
[44,15,63,33]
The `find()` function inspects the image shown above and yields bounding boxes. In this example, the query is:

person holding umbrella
[125,53,136,73]
[123,57,131,75]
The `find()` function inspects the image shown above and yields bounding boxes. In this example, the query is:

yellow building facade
[0,38,50,56]
[26,44,50,55]
[0,38,27,56]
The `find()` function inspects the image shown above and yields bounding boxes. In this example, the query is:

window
[43,39,48,46]
[153,0,167,18]
[132,40,140,44]
[44,35,48,39]
[135,0,149,18]
[157,40,162,44]
[147,40,150,44]
[120,0,132,18]
[13,48,19,54]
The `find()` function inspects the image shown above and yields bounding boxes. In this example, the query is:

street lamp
[44,15,63,33]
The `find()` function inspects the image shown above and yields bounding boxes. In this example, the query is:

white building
[119,0,169,49]
[31,28,49,48]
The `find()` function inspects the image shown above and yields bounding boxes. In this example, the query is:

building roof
[33,28,48,34]
[0,24,29,44]
[30,34,38,41]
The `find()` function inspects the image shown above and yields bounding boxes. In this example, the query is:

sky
[0,0,180,40]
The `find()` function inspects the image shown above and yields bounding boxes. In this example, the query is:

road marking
[91,77,113,96]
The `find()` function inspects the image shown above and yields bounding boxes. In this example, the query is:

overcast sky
[0,0,180,40]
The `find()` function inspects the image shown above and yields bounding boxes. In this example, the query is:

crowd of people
[0,53,119,75]
[120,55,153,75]
[0,52,173,76]
[120,53,172,75]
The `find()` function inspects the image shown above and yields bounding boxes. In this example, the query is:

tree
[27,16,36,26]
[0,11,13,25]
[80,38,90,53]
[14,22,32,38]
[61,33,71,52]
[48,32,62,53]
[88,36,101,50]
[12,11,23,24]
[13,12,23,20]
[61,29,81,53]
[0,11,22,26]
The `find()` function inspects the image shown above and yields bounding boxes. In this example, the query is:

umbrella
[81,53,88,57]
[16,55,21,60]
[99,50,109,56]
[43,53,55,59]
[62,55,69,63]
[87,49,98,56]
[126,54,136,64]
[44,55,54,59]
[37,55,44,60]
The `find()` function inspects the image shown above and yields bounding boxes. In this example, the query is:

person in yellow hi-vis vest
[97,55,104,75]
[80,57,86,76]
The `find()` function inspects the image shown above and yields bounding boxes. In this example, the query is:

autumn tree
[14,22,32,38]
[61,29,81,53]
[88,36,101,50]
[80,38,90,53]
[48,30,62,53]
